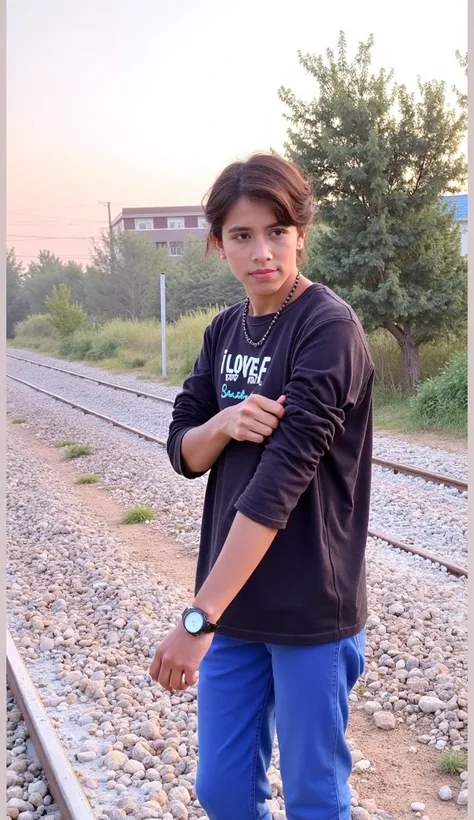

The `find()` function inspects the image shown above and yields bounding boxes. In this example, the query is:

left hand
[149,621,214,692]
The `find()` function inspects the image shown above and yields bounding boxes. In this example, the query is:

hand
[222,394,286,444]
[149,622,214,692]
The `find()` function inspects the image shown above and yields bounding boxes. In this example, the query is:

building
[441,194,468,256]
[112,206,208,257]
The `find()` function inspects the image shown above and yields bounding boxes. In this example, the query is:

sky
[7,0,467,265]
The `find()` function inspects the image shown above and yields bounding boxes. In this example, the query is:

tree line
[7,232,246,334]
[7,33,467,389]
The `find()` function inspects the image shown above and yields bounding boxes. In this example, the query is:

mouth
[249,268,277,281]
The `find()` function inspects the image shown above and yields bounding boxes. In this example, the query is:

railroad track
[6,353,469,493]
[7,370,468,578]
[7,629,95,820]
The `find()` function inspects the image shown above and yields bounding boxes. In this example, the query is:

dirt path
[375,428,466,455]
[9,422,467,820]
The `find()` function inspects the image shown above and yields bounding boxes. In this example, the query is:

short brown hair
[202,153,316,265]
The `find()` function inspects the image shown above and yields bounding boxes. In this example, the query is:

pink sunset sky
[7,0,467,267]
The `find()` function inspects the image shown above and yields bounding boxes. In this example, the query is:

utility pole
[160,272,167,378]
[99,200,115,275]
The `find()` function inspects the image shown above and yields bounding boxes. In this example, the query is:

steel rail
[7,374,167,446]
[6,352,174,405]
[7,630,96,820]
[8,352,467,493]
[8,372,468,579]
[372,456,467,493]
[368,528,467,578]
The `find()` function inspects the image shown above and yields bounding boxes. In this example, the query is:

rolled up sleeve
[167,325,219,478]
[235,318,373,528]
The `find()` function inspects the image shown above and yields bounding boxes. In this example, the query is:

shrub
[75,474,100,484]
[59,331,95,359]
[13,313,56,340]
[100,319,161,355]
[410,349,467,434]
[88,337,121,361]
[62,444,94,460]
[122,356,147,369]
[437,749,467,774]
[45,284,88,338]
[166,307,221,379]
[121,506,156,524]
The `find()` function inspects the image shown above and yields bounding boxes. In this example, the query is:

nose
[252,236,272,263]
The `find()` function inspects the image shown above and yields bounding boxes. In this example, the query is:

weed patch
[120,506,156,524]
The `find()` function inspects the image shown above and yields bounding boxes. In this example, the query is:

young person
[150,153,374,820]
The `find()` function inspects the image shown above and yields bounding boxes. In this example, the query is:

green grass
[120,506,156,524]
[374,393,466,439]
[62,443,94,460]
[437,749,467,775]
[54,439,77,448]
[75,474,100,484]
[373,390,420,433]
[10,417,27,424]
[410,350,467,436]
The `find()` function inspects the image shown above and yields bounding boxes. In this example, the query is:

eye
[233,233,250,241]
[271,229,287,237]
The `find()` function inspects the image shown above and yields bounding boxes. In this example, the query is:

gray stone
[168,801,188,820]
[103,750,128,770]
[364,701,382,715]
[77,750,97,762]
[373,711,396,730]
[457,789,468,806]
[353,759,371,773]
[418,696,445,714]
[124,759,145,775]
[7,801,34,813]
[351,808,370,820]
[27,792,44,808]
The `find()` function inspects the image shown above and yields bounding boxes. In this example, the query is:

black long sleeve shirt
[167,284,374,646]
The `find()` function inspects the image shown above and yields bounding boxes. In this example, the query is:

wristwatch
[182,607,218,636]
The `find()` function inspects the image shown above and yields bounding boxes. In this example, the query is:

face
[216,198,305,299]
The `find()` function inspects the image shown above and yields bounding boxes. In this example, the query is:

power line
[8,218,107,225]
[14,256,92,261]
[8,234,99,240]
[8,204,102,213]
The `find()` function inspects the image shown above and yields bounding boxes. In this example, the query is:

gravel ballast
[7,424,468,819]
[6,687,59,820]
[6,352,469,818]
[6,356,468,569]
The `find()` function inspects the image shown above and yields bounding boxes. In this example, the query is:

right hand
[222,394,286,444]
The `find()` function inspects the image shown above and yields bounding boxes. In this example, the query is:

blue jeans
[196,630,366,820]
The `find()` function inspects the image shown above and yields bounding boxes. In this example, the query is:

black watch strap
[182,607,218,635]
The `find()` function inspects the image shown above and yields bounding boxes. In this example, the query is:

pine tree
[279,33,467,388]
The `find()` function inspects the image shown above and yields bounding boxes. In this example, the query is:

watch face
[184,610,204,634]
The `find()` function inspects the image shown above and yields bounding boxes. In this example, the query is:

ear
[296,229,306,250]
[212,234,226,260]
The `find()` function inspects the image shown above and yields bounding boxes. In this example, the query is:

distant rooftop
[121,205,203,216]
[111,205,204,227]
[441,194,468,220]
